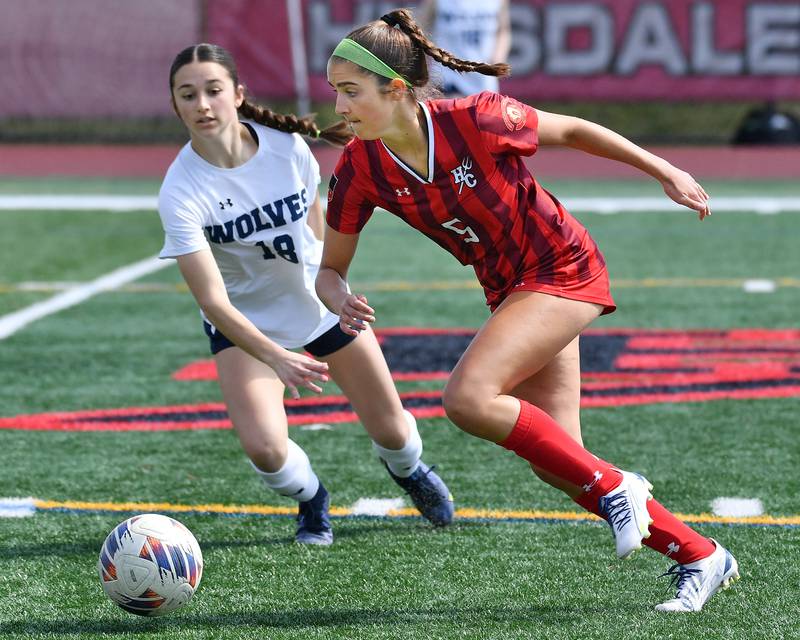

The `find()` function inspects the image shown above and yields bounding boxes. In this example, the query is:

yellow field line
[2,277,799,295]
[32,498,800,527]
[612,277,800,289]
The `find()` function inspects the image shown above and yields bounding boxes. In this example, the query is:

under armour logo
[395,187,411,197]
[667,542,681,556]
[450,156,476,194]
[219,198,233,210]
[582,470,603,493]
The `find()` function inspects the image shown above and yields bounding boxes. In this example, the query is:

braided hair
[236,99,352,146]
[169,43,352,147]
[333,8,510,93]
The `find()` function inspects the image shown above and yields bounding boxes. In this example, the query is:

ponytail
[332,8,509,94]
[381,8,510,79]
[238,99,353,147]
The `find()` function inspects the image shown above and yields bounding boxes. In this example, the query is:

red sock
[500,399,621,503]
[643,499,715,564]
[500,400,714,565]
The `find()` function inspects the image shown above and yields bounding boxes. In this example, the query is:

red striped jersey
[326,91,609,309]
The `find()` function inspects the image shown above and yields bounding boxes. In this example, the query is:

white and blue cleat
[655,539,740,612]
[598,471,654,559]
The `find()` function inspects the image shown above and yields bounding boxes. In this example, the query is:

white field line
[0,195,157,211]
[742,279,777,293]
[0,497,36,517]
[1,195,800,214]
[0,256,171,339]
[300,423,334,431]
[350,497,407,516]
[564,196,800,215]
[711,497,765,518]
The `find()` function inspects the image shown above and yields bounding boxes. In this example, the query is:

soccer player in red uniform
[316,9,739,612]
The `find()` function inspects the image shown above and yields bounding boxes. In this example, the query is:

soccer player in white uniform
[419,0,511,96]
[158,43,454,544]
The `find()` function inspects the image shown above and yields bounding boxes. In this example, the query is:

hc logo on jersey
[395,187,411,197]
[451,157,476,195]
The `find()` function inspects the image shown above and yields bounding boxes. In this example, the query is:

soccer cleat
[655,539,740,612]
[295,483,333,545]
[598,471,654,559]
[385,461,454,527]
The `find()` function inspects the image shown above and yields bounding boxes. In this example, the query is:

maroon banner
[499,0,800,100]
[1,0,797,118]
[211,0,800,103]
[0,0,198,117]
[206,0,296,99]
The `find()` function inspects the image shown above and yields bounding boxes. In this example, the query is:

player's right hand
[339,293,375,336]
[660,168,711,220]
[271,350,329,399]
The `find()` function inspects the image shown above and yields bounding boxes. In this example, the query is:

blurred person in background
[732,100,800,145]
[418,0,511,96]
[158,43,454,546]
[317,9,739,612]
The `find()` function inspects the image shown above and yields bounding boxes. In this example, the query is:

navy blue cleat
[295,483,333,545]
[385,461,454,527]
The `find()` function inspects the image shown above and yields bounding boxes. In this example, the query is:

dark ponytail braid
[238,99,352,147]
[381,9,510,79]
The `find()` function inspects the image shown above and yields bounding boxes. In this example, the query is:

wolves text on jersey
[204,188,309,244]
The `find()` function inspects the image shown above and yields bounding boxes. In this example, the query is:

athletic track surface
[2,144,799,179]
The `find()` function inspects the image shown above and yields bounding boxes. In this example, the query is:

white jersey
[432,0,503,95]
[158,122,339,349]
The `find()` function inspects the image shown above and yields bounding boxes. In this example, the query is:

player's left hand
[661,168,711,220]
[339,293,375,336]
[267,349,329,399]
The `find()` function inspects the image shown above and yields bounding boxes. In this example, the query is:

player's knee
[442,380,489,433]
[244,438,287,473]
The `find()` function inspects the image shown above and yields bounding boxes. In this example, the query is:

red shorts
[488,265,616,315]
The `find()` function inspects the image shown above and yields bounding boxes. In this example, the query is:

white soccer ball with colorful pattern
[98,513,203,616]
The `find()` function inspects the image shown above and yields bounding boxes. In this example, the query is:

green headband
[331,38,412,88]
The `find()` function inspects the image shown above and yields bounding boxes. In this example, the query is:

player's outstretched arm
[176,250,328,398]
[536,109,711,220]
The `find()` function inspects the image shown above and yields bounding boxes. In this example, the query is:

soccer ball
[98,513,203,616]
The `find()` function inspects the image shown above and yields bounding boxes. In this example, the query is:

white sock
[372,410,422,478]
[250,439,320,502]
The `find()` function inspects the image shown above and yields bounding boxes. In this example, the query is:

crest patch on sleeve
[501,97,526,132]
